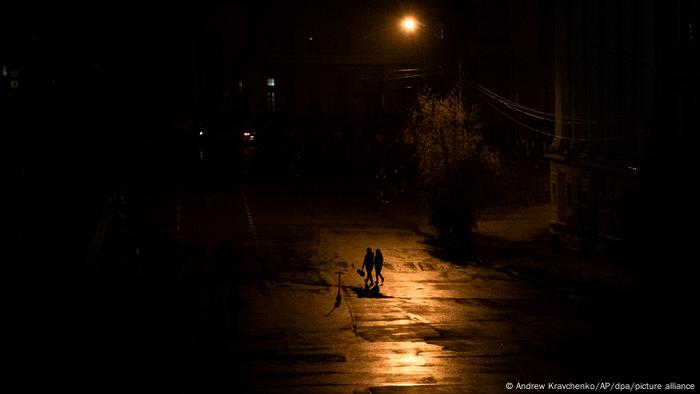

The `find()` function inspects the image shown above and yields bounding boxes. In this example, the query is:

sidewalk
[379,197,647,300]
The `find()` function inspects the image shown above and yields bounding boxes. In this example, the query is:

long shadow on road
[349,285,394,299]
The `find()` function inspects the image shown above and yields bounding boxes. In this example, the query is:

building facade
[549,0,697,253]
[180,1,455,174]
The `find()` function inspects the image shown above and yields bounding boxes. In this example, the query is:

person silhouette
[362,247,375,288]
[374,248,384,286]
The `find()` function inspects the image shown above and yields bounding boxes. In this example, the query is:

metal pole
[335,271,343,306]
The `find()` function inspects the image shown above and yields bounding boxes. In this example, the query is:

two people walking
[361,247,384,289]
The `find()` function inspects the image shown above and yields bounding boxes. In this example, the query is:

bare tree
[403,88,500,244]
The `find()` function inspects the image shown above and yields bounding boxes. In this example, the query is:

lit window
[266,78,275,87]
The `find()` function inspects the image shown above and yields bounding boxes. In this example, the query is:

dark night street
[12,149,694,392]
[5,1,698,392]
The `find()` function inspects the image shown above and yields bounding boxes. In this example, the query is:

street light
[400,16,418,34]
[399,16,426,85]
[398,15,463,96]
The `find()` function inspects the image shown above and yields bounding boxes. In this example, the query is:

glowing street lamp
[399,16,427,85]
[399,15,463,94]
[400,16,418,33]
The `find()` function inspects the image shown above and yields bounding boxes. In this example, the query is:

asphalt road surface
[15,153,695,393]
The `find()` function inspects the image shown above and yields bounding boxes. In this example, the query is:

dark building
[459,0,555,161]
[175,2,435,174]
[548,0,698,253]
[176,1,557,176]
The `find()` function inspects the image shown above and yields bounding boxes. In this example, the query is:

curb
[494,265,593,301]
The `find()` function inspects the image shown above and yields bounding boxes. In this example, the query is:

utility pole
[458,44,463,101]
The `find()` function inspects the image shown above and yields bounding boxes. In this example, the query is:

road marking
[241,187,259,246]
[240,185,281,322]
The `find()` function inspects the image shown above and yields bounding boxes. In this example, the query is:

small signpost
[335,271,343,308]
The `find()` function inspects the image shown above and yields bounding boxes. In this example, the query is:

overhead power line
[469,80,644,142]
